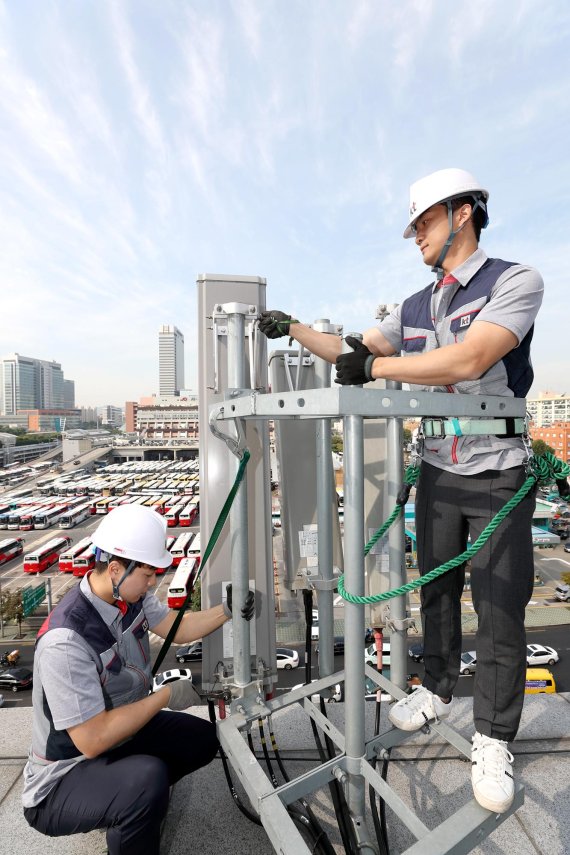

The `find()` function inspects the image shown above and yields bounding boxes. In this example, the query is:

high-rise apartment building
[527,391,570,427]
[158,325,185,397]
[1,353,66,417]
[97,405,124,428]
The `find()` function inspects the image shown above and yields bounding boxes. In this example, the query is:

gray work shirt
[378,248,544,474]
[22,574,169,808]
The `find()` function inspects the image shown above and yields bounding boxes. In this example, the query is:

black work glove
[258,310,297,339]
[223,584,255,621]
[335,336,376,385]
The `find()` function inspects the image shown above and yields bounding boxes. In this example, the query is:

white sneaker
[471,732,514,813]
[388,686,451,732]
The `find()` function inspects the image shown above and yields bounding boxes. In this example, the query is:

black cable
[318,697,359,855]
[266,719,337,855]
[369,698,390,855]
[207,700,262,826]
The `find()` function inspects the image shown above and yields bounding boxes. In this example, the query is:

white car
[293,680,343,703]
[459,651,477,675]
[364,642,391,667]
[152,667,192,693]
[526,644,559,666]
[276,648,299,670]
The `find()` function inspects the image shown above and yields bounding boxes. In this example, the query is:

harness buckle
[422,417,446,438]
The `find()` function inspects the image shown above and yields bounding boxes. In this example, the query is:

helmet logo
[114,546,125,553]
[409,201,417,216]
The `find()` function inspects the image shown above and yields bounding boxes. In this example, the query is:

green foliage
[16,432,59,445]
[190,579,201,611]
[561,571,570,586]
[532,439,555,457]
[331,434,343,454]
[403,427,412,443]
[0,425,26,436]
[0,588,24,636]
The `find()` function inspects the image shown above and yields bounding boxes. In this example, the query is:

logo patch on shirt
[141,618,149,633]
[460,315,471,328]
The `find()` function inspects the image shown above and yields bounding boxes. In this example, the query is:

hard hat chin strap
[112,559,137,601]
[431,196,488,281]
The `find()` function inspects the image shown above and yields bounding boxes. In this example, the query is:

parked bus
[88,496,102,515]
[165,504,185,528]
[59,537,93,572]
[179,501,199,527]
[72,544,97,577]
[187,532,201,566]
[23,536,72,573]
[33,505,68,529]
[0,537,24,565]
[167,557,199,609]
[169,532,194,567]
[95,497,115,514]
[19,505,55,531]
[59,501,92,528]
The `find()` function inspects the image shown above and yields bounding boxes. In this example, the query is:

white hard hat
[91,503,172,569]
[404,168,489,238]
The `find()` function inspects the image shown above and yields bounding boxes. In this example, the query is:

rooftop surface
[1,691,568,855]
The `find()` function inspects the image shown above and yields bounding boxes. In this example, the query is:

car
[0,667,33,692]
[152,668,192,693]
[175,642,202,662]
[315,637,345,656]
[408,643,424,662]
[525,668,556,694]
[276,648,299,670]
[459,651,477,675]
[293,680,343,703]
[526,644,559,666]
[555,584,570,602]
[364,642,391,667]
[565,543,570,554]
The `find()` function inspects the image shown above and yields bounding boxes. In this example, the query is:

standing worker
[258,167,543,813]
[22,503,254,853]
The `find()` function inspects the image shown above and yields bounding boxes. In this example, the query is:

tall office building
[63,379,76,409]
[1,354,65,417]
[158,325,185,397]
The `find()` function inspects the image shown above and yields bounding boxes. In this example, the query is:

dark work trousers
[24,711,219,855]
[415,461,536,741]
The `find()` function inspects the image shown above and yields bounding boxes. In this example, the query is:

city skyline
[1,3,569,406]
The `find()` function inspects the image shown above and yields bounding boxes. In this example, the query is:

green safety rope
[152,449,251,676]
[338,452,570,606]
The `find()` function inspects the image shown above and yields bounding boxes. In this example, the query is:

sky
[1,0,569,407]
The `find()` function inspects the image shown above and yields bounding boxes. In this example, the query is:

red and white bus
[169,532,194,567]
[59,537,93,572]
[34,505,68,529]
[167,557,199,609]
[7,505,47,531]
[187,532,201,566]
[59,502,92,529]
[0,537,24,565]
[165,504,185,528]
[72,544,97,577]
[24,536,72,573]
[154,535,176,575]
[178,501,199,527]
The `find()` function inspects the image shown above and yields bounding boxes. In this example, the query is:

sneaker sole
[472,788,514,814]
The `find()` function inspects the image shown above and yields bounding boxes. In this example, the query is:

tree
[403,427,412,443]
[532,439,555,457]
[0,588,24,637]
[331,434,343,454]
[561,571,570,586]
[190,579,201,611]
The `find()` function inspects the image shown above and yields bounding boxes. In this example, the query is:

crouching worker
[22,504,255,855]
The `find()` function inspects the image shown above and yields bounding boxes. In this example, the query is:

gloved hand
[223,584,256,621]
[258,310,297,339]
[166,678,203,710]
[335,336,376,385]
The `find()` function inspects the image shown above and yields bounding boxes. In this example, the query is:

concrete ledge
[1,695,569,854]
